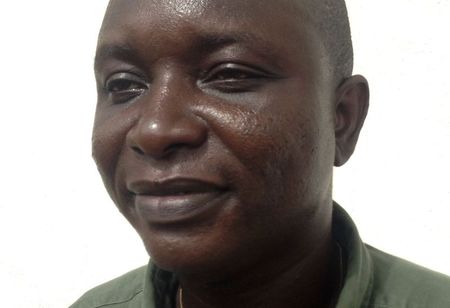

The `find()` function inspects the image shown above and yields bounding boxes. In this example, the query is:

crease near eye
[201,63,274,93]
[104,72,148,104]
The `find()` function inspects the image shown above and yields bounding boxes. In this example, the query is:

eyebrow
[94,32,279,70]
[194,32,277,57]
[94,43,136,72]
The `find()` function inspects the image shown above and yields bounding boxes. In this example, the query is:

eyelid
[202,63,273,82]
[104,71,148,90]
[101,71,149,105]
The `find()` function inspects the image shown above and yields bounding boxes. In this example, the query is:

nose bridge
[128,70,207,159]
[148,72,184,120]
[141,78,188,138]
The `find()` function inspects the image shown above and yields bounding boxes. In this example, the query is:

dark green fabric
[70,205,450,308]
[332,205,450,308]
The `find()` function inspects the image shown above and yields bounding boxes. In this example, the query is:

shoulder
[366,245,450,308]
[70,266,147,308]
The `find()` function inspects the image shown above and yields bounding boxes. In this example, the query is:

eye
[104,72,148,104]
[201,63,269,93]
[210,67,258,81]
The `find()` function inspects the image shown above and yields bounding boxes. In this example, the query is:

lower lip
[134,191,229,224]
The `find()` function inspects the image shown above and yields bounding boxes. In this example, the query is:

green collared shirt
[71,205,450,308]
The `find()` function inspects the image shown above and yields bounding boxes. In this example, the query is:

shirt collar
[143,203,375,308]
[333,202,374,308]
[142,264,156,308]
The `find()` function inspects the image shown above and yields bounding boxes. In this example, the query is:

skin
[93,0,369,307]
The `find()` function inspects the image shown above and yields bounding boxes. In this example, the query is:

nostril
[165,143,184,154]
[131,146,145,155]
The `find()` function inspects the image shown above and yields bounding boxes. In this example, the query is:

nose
[127,83,207,160]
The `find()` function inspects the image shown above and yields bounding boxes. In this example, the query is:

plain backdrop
[0,1,449,307]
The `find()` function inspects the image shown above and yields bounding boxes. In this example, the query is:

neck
[177,229,342,308]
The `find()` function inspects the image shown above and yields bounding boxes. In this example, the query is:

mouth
[127,178,230,224]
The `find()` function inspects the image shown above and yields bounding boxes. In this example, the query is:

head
[93,0,368,279]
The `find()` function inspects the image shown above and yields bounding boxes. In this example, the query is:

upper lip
[127,178,227,196]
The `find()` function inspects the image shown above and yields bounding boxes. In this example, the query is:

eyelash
[104,72,148,104]
[103,64,271,104]
[201,64,268,93]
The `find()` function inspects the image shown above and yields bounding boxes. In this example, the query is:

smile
[127,178,230,224]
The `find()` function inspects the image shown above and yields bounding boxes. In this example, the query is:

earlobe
[334,75,369,166]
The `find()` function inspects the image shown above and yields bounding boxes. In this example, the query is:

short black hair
[306,0,354,83]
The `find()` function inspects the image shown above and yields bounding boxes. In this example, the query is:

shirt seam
[89,288,144,308]
[360,248,375,308]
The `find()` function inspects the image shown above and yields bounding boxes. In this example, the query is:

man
[72,0,450,307]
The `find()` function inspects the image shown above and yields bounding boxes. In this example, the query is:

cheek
[198,97,317,204]
[91,105,137,200]
[220,95,332,211]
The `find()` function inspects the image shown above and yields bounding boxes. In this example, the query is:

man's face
[93,0,336,276]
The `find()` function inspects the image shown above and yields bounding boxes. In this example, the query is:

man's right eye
[104,72,148,103]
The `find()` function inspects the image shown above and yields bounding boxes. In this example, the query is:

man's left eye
[210,68,258,81]
[201,63,268,93]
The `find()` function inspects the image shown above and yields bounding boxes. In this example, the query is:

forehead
[102,0,309,27]
[98,0,323,74]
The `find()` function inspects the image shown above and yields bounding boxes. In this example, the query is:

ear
[334,75,369,167]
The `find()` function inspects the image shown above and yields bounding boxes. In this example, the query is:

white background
[0,1,449,307]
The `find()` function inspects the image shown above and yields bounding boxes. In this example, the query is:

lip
[127,178,229,224]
